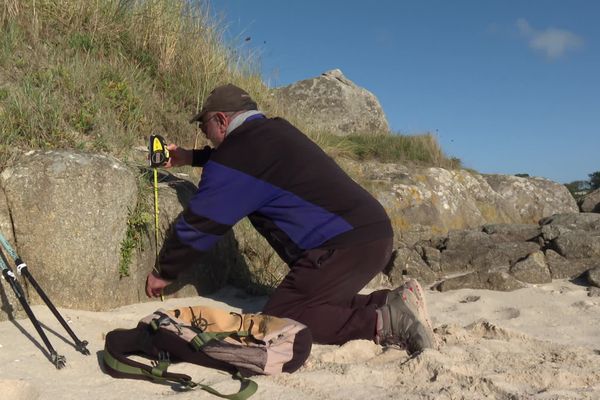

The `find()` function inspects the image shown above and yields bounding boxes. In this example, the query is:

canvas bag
[102,305,312,399]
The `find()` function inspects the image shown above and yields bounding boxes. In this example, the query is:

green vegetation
[118,206,149,278]
[118,169,152,277]
[590,171,600,191]
[565,171,600,200]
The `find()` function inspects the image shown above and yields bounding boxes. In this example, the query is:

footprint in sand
[459,295,481,303]
[571,300,597,310]
[494,307,520,320]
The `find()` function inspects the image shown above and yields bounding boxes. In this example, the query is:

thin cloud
[516,18,583,59]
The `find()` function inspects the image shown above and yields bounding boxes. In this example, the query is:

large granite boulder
[0,150,138,318]
[579,188,600,213]
[272,69,389,136]
[484,175,578,223]
[348,161,578,245]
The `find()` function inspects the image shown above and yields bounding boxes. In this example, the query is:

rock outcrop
[579,188,600,213]
[348,160,578,245]
[386,213,600,293]
[0,150,138,318]
[272,69,389,136]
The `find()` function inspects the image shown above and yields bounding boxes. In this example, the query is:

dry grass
[0,0,267,167]
[315,132,461,169]
[0,0,458,169]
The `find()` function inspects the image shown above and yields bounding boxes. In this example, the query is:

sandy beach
[1,280,599,400]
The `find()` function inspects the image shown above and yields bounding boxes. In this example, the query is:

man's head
[190,84,257,147]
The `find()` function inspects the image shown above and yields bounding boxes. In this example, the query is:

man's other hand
[145,271,172,298]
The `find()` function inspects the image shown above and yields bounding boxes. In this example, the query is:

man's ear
[219,112,231,133]
[215,112,227,126]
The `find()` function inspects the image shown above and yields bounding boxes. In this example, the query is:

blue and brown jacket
[158,116,392,280]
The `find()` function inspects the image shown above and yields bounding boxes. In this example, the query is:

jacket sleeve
[191,146,212,167]
[157,160,276,279]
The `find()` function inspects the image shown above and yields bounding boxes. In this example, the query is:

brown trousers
[262,237,393,345]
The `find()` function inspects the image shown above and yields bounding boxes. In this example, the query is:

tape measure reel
[149,134,170,167]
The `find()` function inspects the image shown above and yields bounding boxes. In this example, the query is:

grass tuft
[315,132,461,169]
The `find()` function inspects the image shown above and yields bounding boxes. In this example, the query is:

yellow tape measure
[150,135,170,167]
[149,135,170,301]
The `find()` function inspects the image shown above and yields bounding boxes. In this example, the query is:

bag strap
[148,312,251,351]
[191,372,258,400]
[190,331,243,350]
[103,345,258,400]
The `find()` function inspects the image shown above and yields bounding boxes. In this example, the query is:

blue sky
[209,0,599,184]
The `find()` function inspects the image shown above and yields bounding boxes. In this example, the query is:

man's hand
[145,271,172,298]
[164,144,193,168]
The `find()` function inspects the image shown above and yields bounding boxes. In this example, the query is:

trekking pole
[0,232,90,356]
[0,247,67,369]
[149,134,170,301]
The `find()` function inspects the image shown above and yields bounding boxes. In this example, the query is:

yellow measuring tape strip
[149,135,169,301]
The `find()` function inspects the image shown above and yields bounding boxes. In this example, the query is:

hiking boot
[387,279,435,340]
[376,288,435,354]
